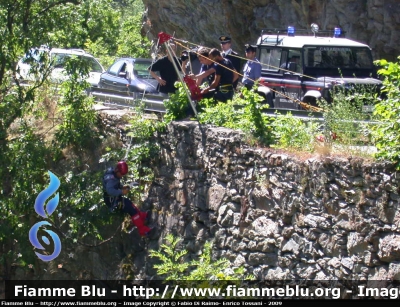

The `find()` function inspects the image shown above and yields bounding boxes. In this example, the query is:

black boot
[145,227,158,239]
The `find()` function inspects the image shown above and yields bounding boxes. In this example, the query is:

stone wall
[147,121,400,281]
[5,118,400,287]
[142,0,400,61]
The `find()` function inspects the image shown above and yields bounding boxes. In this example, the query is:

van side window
[286,50,302,73]
[259,48,281,72]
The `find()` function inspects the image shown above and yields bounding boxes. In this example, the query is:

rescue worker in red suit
[103,161,155,238]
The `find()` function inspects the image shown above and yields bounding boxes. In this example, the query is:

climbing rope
[158,32,198,116]
[143,237,150,278]
[165,33,323,112]
[48,219,123,247]
[122,134,132,159]
[174,37,319,81]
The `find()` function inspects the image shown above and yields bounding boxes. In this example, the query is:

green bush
[198,87,273,143]
[371,56,400,168]
[317,85,374,146]
[150,234,250,280]
[271,112,320,152]
[163,82,192,123]
[164,83,274,145]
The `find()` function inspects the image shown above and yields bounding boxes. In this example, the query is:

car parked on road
[91,57,166,112]
[98,57,159,94]
[16,47,105,89]
[255,24,382,111]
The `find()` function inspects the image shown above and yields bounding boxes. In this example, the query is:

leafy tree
[0,0,68,268]
[0,0,118,152]
[116,13,152,58]
[84,0,151,67]
[0,0,150,278]
[53,55,100,152]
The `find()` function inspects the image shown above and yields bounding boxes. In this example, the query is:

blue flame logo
[34,171,60,218]
[29,221,62,261]
[29,171,62,261]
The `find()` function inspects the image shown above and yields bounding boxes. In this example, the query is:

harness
[103,168,123,213]
[219,84,233,93]
[106,196,123,213]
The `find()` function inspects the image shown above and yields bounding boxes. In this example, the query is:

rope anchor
[158,32,200,116]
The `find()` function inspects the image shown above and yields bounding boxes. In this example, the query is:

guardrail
[90,87,167,113]
[90,88,381,126]
[17,81,377,124]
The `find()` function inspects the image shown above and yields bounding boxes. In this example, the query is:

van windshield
[21,48,49,64]
[304,46,374,69]
[52,53,103,73]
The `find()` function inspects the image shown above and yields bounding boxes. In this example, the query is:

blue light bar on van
[288,26,295,36]
[334,27,341,37]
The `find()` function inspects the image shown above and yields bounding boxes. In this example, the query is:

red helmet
[116,161,128,175]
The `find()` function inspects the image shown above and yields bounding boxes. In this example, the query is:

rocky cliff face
[141,0,400,61]
[145,121,400,283]
[4,117,400,293]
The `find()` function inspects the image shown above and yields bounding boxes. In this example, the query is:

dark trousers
[202,86,234,103]
[233,79,239,90]
[104,195,138,216]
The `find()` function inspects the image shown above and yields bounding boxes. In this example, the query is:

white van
[254,25,382,110]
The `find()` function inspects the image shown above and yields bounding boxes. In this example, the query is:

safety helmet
[116,161,128,176]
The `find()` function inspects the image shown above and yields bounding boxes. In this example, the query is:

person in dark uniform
[198,48,238,103]
[219,35,242,90]
[103,160,155,238]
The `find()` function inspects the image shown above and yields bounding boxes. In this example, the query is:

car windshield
[134,62,154,79]
[304,46,374,69]
[52,53,103,72]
